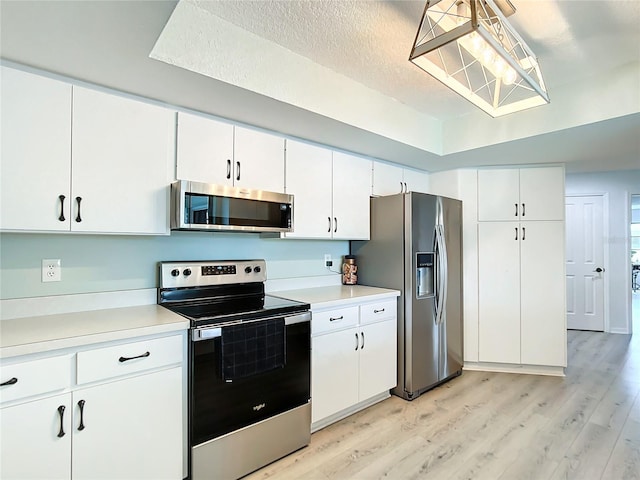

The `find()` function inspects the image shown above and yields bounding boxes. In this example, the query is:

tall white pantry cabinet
[474,167,566,372]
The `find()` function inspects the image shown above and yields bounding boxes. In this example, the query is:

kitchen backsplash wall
[0,232,348,300]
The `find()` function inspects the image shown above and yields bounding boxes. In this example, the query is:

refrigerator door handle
[438,224,449,325]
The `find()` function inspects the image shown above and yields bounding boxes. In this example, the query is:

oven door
[190,311,311,447]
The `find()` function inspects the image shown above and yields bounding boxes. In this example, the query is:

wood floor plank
[247,324,640,480]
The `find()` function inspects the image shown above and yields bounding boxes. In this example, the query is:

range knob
[183,268,192,276]
[254,266,261,273]
[244,266,252,274]
[170,269,180,277]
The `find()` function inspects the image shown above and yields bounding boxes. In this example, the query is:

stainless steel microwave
[170,181,294,233]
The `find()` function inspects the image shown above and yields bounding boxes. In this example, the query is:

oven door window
[185,193,291,229]
[190,320,310,446]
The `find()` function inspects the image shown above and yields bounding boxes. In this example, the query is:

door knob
[594,267,605,273]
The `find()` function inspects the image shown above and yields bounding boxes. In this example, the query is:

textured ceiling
[193,0,640,120]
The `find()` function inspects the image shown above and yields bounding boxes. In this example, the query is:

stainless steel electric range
[158,260,311,480]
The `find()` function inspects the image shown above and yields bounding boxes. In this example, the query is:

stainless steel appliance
[171,180,294,233]
[352,192,463,400]
[158,260,311,480]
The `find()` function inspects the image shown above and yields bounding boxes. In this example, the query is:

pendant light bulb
[503,66,517,85]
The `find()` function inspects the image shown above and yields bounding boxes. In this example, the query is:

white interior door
[565,195,605,331]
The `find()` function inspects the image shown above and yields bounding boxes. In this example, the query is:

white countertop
[0,305,189,359]
[272,285,399,310]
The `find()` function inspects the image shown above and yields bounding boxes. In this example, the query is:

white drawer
[0,355,71,404]
[312,306,359,335]
[76,334,183,385]
[360,299,397,325]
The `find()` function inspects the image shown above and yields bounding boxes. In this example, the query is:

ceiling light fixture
[409,0,550,117]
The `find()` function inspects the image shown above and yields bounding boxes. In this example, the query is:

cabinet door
[372,162,404,196]
[176,111,234,185]
[477,169,520,221]
[284,140,332,239]
[311,329,359,423]
[72,87,174,234]
[519,167,564,221]
[1,393,72,480]
[520,221,566,366]
[403,168,430,193]
[358,320,397,401]
[0,67,72,231]
[72,367,182,480]
[332,152,371,240]
[478,222,521,363]
[234,127,285,193]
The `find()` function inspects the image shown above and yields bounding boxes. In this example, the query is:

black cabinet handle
[522,203,526,217]
[77,400,86,431]
[515,203,518,217]
[58,195,66,222]
[57,405,66,438]
[404,182,408,193]
[1,377,18,386]
[355,333,359,351]
[400,182,404,193]
[75,197,82,222]
[329,316,343,322]
[515,227,518,241]
[522,227,526,241]
[226,159,231,179]
[327,217,331,233]
[236,161,241,181]
[361,332,365,350]
[119,351,150,363]
[334,217,338,233]
[373,308,385,313]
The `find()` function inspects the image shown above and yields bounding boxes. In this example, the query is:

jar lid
[344,255,356,259]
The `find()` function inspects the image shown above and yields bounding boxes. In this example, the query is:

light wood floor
[246,297,640,480]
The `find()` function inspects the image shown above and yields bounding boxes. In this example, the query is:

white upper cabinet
[477,167,564,221]
[285,140,371,240]
[372,162,429,196]
[331,152,371,240]
[72,87,174,234]
[0,67,72,231]
[1,67,173,235]
[372,162,404,196]
[284,140,333,239]
[176,111,233,185]
[176,112,285,193]
[233,126,285,193]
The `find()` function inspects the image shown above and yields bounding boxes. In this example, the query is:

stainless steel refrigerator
[352,192,463,400]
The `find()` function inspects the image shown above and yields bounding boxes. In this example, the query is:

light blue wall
[0,231,349,300]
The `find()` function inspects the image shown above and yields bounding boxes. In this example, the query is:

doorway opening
[631,194,639,335]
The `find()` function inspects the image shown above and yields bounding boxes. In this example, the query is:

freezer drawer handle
[77,400,86,431]
[329,316,344,322]
[57,405,66,438]
[119,351,150,362]
[373,308,385,314]
[0,377,18,386]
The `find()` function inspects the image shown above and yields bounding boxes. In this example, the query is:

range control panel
[159,260,266,288]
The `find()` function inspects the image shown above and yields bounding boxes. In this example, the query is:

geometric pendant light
[409,0,550,117]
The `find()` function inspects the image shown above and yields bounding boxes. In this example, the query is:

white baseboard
[311,391,390,433]
[463,361,566,377]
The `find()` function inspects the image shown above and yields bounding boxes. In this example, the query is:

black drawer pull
[329,316,344,322]
[77,399,86,431]
[57,405,66,437]
[119,351,150,363]
[1,377,18,386]
[373,308,385,313]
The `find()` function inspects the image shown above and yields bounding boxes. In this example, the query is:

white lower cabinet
[311,299,397,429]
[0,333,185,480]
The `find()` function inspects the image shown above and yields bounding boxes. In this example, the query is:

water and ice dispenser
[416,253,435,298]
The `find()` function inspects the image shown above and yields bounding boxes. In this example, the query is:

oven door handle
[285,311,311,325]
[191,311,311,341]
[192,327,222,341]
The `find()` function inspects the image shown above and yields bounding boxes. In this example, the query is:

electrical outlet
[42,259,62,282]
[324,254,332,268]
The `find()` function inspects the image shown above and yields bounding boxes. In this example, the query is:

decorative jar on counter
[342,255,358,285]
